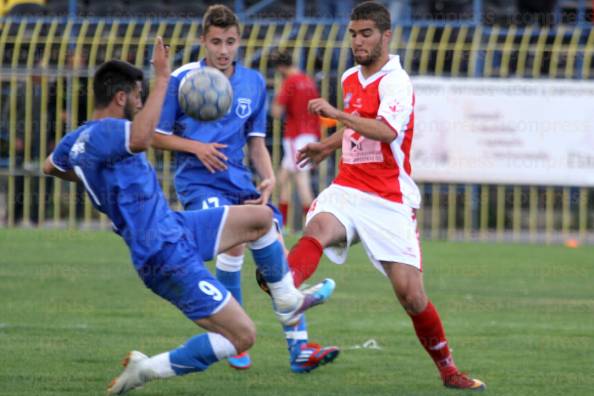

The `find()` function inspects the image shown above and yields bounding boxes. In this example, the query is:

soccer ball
[178,66,233,121]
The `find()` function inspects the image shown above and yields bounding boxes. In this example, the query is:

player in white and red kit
[287,1,486,391]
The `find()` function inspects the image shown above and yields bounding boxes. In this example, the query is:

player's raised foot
[107,351,150,395]
[290,343,340,373]
[442,371,486,391]
[274,278,336,326]
[227,351,252,370]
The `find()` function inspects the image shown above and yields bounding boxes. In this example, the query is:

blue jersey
[51,118,184,268]
[156,60,267,208]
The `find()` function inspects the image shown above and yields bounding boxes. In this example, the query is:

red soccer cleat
[442,371,486,391]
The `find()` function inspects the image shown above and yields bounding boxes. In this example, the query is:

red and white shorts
[281,134,318,172]
[305,184,422,275]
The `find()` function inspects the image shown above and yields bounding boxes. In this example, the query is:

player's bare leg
[294,170,314,222]
[277,166,291,227]
[381,262,486,391]
[195,297,256,352]
[217,205,273,251]
[294,170,313,210]
[219,206,335,326]
[287,212,347,287]
[278,167,291,201]
[108,298,254,395]
[278,168,313,232]
[380,261,428,314]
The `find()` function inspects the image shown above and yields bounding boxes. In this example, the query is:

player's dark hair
[350,1,392,32]
[202,4,241,35]
[93,60,144,109]
[269,50,293,67]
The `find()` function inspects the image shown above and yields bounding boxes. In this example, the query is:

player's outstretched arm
[296,128,344,168]
[42,156,79,182]
[129,36,170,153]
[270,99,285,119]
[43,132,80,182]
[308,98,396,143]
[152,134,228,173]
[244,137,275,205]
[337,112,396,143]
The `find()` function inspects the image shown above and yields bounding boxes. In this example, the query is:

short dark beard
[354,37,383,66]
[123,99,136,121]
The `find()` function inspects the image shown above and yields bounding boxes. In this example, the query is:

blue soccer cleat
[290,342,340,373]
[227,351,252,370]
[275,278,336,326]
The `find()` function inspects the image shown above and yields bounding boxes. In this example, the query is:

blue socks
[249,225,289,283]
[169,334,219,375]
[216,253,244,306]
[216,269,242,305]
[284,315,309,353]
[169,332,237,375]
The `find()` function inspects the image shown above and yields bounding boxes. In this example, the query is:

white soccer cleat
[274,278,336,326]
[107,351,149,395]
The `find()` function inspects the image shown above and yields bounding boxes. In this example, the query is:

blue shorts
[184,187,284,232]
[138,206,230,320]
[175,208,229,262]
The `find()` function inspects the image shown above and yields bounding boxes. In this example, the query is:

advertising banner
[412,77,594,186]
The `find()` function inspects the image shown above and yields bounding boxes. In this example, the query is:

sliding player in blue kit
[43,37,334,395]
[152,4,339,372]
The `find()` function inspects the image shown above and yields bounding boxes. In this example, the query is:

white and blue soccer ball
[178,66,233,121]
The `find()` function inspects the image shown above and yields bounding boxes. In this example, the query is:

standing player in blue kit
[152,4,339,372]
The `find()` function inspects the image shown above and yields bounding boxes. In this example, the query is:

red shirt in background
[276,72,321,139]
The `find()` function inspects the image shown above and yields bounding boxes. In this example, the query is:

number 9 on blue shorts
[139,237,230,321]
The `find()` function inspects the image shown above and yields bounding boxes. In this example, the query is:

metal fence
[1,17,593,243]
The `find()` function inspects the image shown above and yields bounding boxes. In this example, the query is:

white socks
[249,225,277,250]
[207,332,238,360]
[267,272,302,313]
[138,332,237,380]
[216,253,244,272]
[139,352,176,380]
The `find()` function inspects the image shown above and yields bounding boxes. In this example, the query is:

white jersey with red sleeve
[333,55,421,208]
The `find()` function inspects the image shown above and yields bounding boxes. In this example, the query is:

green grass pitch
[1,229,593,395]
